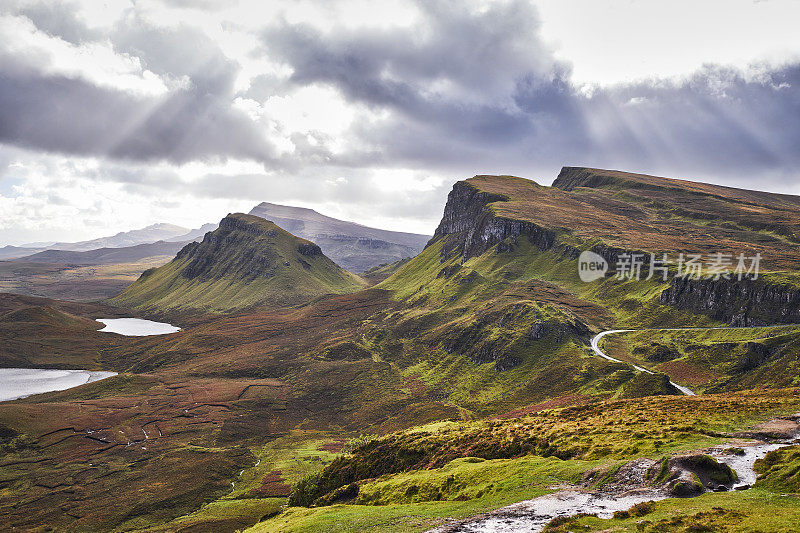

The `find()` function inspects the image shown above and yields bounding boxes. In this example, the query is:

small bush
[287,472,321,507]
[629,500,656,517]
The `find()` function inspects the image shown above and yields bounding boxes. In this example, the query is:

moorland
[1,167,800,532]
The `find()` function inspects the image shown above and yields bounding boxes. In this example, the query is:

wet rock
[644,454,737,497]
[669,477,705,497]
[669,454,738,488]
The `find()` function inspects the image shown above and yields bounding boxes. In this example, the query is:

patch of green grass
[142,498,285,532]
[281,388,800,511]
[603,326,800,393]
[558,488,800,532]
[251,454,611,533]
[754,444,800,493]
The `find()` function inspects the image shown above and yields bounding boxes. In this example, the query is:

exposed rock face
[297,243,322,256]
[660,277,800,326]
[431,180,634,269]
[434,175,800,327]
[178,215,279,281]
[584,453,736,497]
[431,181,555,262]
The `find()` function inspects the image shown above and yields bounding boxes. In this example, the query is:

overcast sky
[1,0,799,245]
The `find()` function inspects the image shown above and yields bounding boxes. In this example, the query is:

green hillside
[113,213,365,314]
[3,170,800,533]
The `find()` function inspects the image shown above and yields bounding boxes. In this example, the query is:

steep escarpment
[430,177,556,262]
[113,213,365,314]
[660,276,800,326]
[427,171,800,327]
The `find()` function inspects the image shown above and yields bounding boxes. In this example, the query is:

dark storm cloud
[0,6,278,166]
[0,59,275,163]
[0,0,798,192]
[261,0,800,184]
[262,0,564,152]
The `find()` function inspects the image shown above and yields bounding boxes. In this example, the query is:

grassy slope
[470,168,800,271]
[113,213,365,314]
[0,293,135,369]
[371,234,717,413]
[0,256,171,301]
[3,172,800,532]
[249,388,800,533]
[601,326,800,393]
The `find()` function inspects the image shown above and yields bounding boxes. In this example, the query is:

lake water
[96,318,180,336]
[0,368,118,402]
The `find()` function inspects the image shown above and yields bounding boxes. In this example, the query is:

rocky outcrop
[659,277,800,326]
[584,453,737,496]
[297,243,322,256]
[431,181,555,262]
[648,454,738,496]
[431,180,636,270]
[178,216,278,281]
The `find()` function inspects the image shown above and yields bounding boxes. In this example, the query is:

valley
[1,168,799,532]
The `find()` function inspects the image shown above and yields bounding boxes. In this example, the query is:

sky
[1,0,799,245]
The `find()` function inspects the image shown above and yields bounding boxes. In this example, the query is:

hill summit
[248,202,430,272]
[113,213,365,314]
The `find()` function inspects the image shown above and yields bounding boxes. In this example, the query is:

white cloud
[0,14,169,96]
[0,0,799,245]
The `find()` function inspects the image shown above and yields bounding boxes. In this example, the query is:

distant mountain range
[16,241,191,265]
[248,202,430,272]
[2,203,429,274]
[0,223,217,261]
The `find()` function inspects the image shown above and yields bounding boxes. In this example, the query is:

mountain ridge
[248,202,430,272]
[0,222,217,260]
[113,213,365,314]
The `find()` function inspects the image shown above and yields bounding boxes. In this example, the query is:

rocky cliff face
[432,176,800,328]
[178,215,281,281]
[431,181,556,262]
[660,277,800,326]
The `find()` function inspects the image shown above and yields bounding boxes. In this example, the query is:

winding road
[590,324,800,397]
[590,329,696,395]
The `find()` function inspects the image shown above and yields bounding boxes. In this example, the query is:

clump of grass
[342,434,379,454]
[754,444,800,493]
[612,500,655,519]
